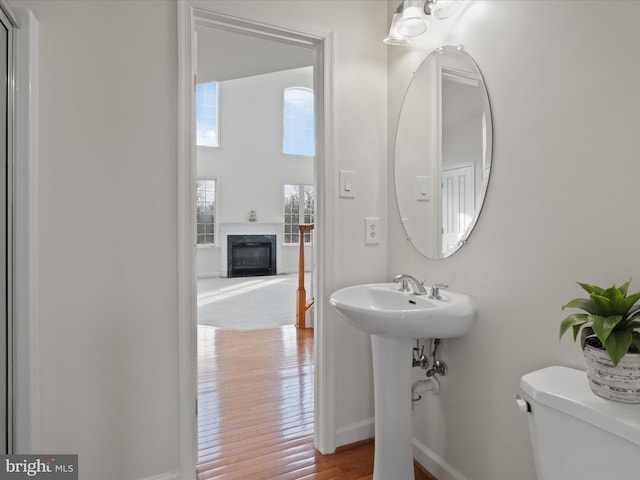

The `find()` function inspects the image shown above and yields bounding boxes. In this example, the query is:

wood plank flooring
[197,325,434,479]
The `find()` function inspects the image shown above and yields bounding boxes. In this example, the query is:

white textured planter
[584,342,640,403]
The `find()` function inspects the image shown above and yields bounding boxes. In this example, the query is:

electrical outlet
[365,218,380,245]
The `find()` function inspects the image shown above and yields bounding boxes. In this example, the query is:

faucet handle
[429,283,449,299]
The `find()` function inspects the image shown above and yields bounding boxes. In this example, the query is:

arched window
[283,87,314,156]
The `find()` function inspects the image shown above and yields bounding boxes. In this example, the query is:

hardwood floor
[197,325,434,479]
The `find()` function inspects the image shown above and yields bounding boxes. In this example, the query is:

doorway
[178,4,334,478]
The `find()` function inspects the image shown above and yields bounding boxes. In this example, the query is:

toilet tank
[520,366,640,480]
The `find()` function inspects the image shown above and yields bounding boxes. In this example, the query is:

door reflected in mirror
[394,46,492,259]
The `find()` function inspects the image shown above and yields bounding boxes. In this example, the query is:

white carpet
[197,273,310,329]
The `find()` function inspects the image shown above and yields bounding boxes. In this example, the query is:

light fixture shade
[432,0,462,20]
[383,13,412,46]
[398,0,428,37]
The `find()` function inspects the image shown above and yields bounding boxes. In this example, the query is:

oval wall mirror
[394,45,492,259]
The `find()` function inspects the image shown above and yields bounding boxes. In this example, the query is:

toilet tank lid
[521,366,640,446]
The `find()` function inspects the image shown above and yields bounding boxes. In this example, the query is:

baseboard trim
[413,437,467,480]
[196,270,306,279]
[335,418,374,449]
[196,272,222,279]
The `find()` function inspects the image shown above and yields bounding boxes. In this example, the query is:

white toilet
[519,366,640,479]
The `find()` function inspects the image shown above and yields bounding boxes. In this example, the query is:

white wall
[388,1,640,479]
[13,1,179,479]
[13,0,388,478]
[196,67,314,277]
[18,0,623,477]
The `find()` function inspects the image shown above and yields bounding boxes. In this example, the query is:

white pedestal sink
[330,282,476,480]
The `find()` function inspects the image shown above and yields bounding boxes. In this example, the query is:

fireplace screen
[227,235,276,277]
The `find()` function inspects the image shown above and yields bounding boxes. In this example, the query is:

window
[283,87,314,156]
[284,184,315,244]
[196,81,219,147]
[196,179,216,245]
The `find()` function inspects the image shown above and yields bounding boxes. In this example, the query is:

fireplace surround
[227,234,277,277]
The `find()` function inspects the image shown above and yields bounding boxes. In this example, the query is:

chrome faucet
[392,274,427,295]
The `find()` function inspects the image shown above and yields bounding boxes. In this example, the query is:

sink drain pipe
[411,376,439,402]
[412,338,446,404]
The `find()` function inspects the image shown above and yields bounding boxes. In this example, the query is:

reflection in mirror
[394,46,492,259]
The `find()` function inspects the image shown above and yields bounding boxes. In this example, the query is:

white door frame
[177,3,336,478]
[1,2,39,454]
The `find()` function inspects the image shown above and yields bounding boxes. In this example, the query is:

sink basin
[329,282,476,339]
[329,282,476,480]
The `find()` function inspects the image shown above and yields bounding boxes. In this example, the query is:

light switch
[416,176,430,201]
[339,170,356,198]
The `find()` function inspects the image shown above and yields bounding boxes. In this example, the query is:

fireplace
[227,235,276,277]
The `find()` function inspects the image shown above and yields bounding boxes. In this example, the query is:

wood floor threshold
[197,325,434,479]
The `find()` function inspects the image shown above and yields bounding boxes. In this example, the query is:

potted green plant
[560,279,640,403]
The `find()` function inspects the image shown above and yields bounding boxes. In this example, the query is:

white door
[442,164,474,255]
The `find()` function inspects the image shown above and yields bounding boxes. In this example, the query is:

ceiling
[195,24,314,83]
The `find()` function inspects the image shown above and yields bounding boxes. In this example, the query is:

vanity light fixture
[383,8,413,45]
[398,0,429,37]
[384,0,462,46]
